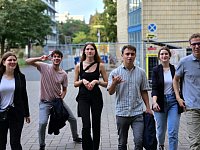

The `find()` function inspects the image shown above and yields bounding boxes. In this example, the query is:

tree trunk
[27,39,31,58]
[0,36,6,57]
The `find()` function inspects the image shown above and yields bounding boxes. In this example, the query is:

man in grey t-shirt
[173,33,200,150]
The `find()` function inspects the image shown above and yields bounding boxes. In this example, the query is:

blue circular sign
[148,23,157,32]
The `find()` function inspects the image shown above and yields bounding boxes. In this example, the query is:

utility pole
[97,29,101,44]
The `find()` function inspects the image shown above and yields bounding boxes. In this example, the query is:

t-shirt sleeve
[37,62,47,72]
[175,59,184,77]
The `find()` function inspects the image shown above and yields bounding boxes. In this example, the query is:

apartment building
[41,0,58,46]
[117,0,200,78]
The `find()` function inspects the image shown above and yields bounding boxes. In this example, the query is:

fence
[43,41,190,77]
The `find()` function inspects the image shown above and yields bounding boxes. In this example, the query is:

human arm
[173,75,185,108]
[74,63,87,87]
[89,63,108,88]
[107,75,123,95]
[98,63,108,87]
[141,90,153,114]
[60,86,67,99]
[152,96,160,111]
[25,54,50,67]
[20,74,30,123]
[151,67,161,111]
[74,63,91,88]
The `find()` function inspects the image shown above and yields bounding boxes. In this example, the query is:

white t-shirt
[0,76,15,111]
[164,70,173,95]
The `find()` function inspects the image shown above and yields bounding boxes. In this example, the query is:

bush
[18,58,26,67]
[18,51,24,59]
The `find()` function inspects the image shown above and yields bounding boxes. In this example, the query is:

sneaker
[73,137,82,143]
[159,145,165,150]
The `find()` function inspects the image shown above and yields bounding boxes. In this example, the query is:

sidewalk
[7,70,189,150]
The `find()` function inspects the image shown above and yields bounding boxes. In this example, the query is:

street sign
[146,33,157,39]
[148,23,157,32]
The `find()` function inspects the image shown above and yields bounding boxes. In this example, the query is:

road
[15,66,190,150]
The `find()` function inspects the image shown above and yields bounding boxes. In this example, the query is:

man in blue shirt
[107,45,152,150]
[173,33,200,150]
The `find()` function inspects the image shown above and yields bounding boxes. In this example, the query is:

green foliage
[18,58,26,67]
[89,12,107,42]
[72,32,88,44]
[0,0,52,55]
[102,0,117,42]
[58,19,90,44]
[18,51,24,59]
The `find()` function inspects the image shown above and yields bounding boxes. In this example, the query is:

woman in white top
[151,47,181,150]
[0,52,30,150]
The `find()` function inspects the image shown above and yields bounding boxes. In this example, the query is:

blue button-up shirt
[108,64,149,117]
[175,54,200,109]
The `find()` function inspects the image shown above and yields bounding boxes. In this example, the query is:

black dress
[77,62,103,150]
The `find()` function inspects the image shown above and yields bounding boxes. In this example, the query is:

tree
[102,0,117,42]
[72,32,87,44]
[89,11,107,43]
[0,0,52,56]
[58,19,90,44]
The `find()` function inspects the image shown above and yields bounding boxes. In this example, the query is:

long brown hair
[80,42,102,63]
[0,52,21,76]
[158,46,171,60]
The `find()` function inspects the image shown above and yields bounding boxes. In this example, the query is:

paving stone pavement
[6,70,189,150]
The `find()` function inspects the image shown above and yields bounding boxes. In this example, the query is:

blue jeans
[38,100,79,147]
[186,109,200,150]
[154,93,180,150]
[116,114,144,150]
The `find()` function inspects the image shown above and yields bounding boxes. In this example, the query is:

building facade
[117,0,200,78]
[41,0,58,45]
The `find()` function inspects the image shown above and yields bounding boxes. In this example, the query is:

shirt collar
[121,64,135,71]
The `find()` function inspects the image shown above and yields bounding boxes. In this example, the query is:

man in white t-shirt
[26,50,82,150]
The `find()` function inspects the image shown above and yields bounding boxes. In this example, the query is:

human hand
[177,98,186,109]
[82,79,92,90]
[145,108,153,114]
[152,102,160,112]
[112,75,125,85]
[40,54,51,61]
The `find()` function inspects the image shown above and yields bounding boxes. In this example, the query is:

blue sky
[55,0,104,23]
